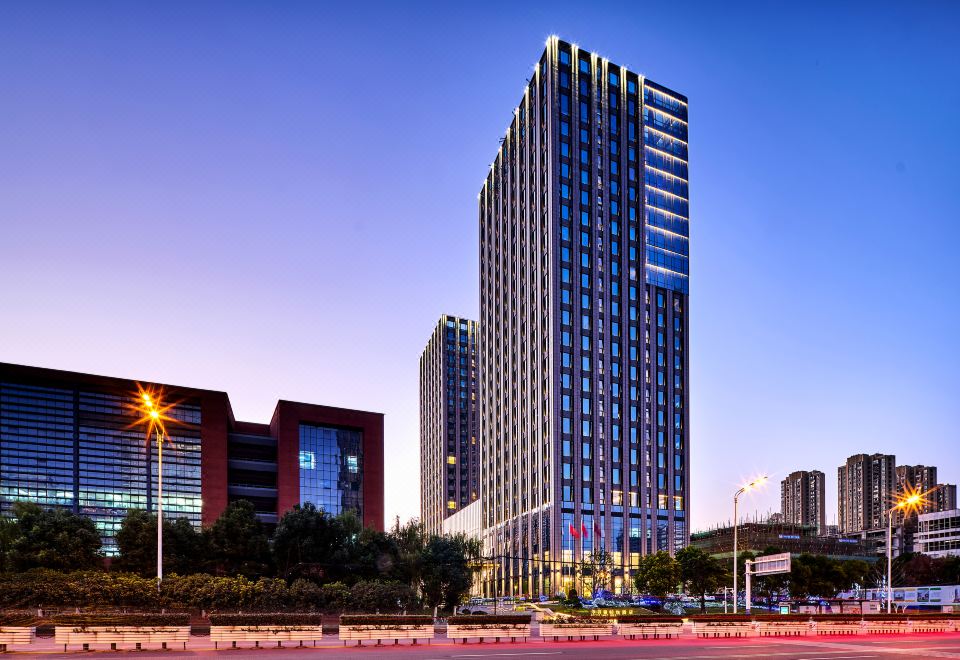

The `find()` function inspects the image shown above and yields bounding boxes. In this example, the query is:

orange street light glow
[890,482,934,515]
[130,384,178,446]
[740,475,768,492]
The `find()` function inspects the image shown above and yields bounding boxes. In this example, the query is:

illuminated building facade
[419,315,479,536]
[478,37,690,597]
[0,362,384,553]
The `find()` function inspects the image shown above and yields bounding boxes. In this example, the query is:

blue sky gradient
[1,1,957,530]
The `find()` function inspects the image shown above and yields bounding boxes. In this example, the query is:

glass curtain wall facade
[419,315,479,536]
[298,423,363,518]
[0,380,202,554]
[478,37,690,598]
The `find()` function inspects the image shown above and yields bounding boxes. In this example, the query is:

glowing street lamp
[732,476,768,614]
[885,485,933,613]
[133,386,173,592]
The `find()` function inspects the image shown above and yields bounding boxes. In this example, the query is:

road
[19,633,960,659]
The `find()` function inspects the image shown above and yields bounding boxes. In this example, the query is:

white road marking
[454,653,564,658]
[796,656,878,659]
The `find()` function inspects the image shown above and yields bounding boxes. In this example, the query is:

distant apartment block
[896,464,938,503]
[838,453,895,534]
[933,484,957,512]
[419,315,479,536]
[895,465,956,523]
[781,470,826,535]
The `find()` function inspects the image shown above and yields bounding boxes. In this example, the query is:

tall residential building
[933,484,957,512]
[780,470,826,535]
[838,453,896,534]
[893,465,959,526]
[478,37,690,597]
[0,362,385,553]
[419,315,479,536]
[896,465,938,502]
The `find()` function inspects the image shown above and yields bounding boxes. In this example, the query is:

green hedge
[447,615,531,625]
[543,616,612,624]
[616,615,682,623]
[0,611,40,626]
[0,570,416,613]
[810,613,864,621]
[340,615,433,626]
[751,614,811,622]
[209,613,325,626]
[51,613,190,627]
[862,613,960,621]
[688,614,752,622]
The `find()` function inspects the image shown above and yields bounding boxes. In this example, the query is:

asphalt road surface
[19,633,960,659]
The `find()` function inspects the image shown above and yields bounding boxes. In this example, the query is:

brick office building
[0,362,384,553]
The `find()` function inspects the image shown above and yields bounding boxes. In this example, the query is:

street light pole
[885,487,931,613]
[156,419,163,592]
[886,508,893,614]
[139,391,166,594]
[732,476,767,615]
[733,489,741,614]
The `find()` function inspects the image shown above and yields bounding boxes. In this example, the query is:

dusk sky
[1,1,957,531]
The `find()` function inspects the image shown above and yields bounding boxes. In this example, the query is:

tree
[942,556,960,585]
[116,509,209,576]
[894,552,946,586]
[633,551,680,602]
[0,515,21,572]
[789,553,866,601]
[115,509,155,574]
[272,503,350,580]
[754,547,790,609]
[390,517,427,589]
[346,527,396,581]
[9,502,102,571]
[165,517,209,575]
[675,546,725,612]
[419,535,473,614]
[735,550,756,593]
[583,549,614,598]
[208,500,271,577]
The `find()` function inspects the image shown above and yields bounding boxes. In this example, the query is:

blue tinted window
[299,424,363,518]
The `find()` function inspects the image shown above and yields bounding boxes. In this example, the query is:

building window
[299,423,363,518]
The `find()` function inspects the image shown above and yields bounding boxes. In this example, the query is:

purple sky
[1,1,958,531]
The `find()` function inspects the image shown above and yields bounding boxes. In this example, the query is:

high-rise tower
[780,470,826,535]
[419,315,480,536]
[478,37,690,597]
[838,453,896,534]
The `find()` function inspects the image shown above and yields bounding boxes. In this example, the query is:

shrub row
[615,615,683,623]
[0,570,415,613]
[51,614,190,627]
[340,615,434,626]
[447,615,531,625]
[543,616,613,625]
[0,611,41,626]
[689,613,960,622]
[209,613,325,626]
